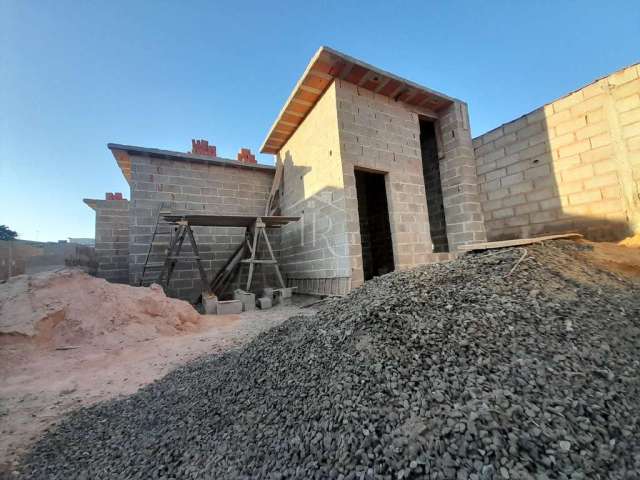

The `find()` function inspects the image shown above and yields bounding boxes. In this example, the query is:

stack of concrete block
[203,294,218,314]
[258,288,273,310]
[233,290,256,312]
[217,300,243,315]
[257,296,272,309]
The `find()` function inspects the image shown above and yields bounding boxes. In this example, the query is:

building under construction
[85,47,640,300]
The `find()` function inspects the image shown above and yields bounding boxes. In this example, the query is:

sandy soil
[1,239,637,472]
[619,232,640,248]
[0,269,201,345]
[0,305,314,470]
[579,238,640,279]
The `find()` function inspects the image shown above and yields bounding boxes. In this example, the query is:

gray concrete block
[258,297,272,310]
[203,294,218,314]
[233,290,256,312]
[216,300,243,315]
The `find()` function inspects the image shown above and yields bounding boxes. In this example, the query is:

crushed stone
[18,242,640,479]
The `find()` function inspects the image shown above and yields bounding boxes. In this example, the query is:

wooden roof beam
[260,46,459,154]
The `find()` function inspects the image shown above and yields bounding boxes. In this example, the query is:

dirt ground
[580,237,640,278]
[1,237,638,472]
[0,303,315,471]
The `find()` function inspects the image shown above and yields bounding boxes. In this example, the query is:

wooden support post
[241,217,286,291]
[245,222,260,291]
[260,226,285,288]
[185,224,210,295]
[161,224,187,288]
[210,241,246,297]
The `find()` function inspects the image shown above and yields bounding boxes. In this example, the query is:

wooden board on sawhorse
[241,217,285,291]
[157,220,210,296]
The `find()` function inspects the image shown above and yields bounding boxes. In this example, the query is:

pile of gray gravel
[20,241,640,479]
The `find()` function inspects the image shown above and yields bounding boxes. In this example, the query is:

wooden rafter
[260,47,458,155]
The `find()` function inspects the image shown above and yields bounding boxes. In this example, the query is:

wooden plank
[458,233,583,252]
[160,225,187,287]
[265,158,284,216]
[185,225,210,294]
[379,79,402,97]
[291,97,313,107]
[278,120,301,128]
[302,73,331,91]
[345,64,368,84]
[260,227,286,288]
[245,226,259,291]
[161,214,299,228]
[294,89,319,103]
[299,84,322,95]
[210,241,246,296]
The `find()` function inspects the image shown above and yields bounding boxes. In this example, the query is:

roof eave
[260,46,460,155]
[260,46,326,154]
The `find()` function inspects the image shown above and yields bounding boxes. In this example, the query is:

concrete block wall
[0,241,42,280]
[438,102,488,249]
[474,63,640,241]
[84,197,129,283]
[127,154,276,300]
[334,79,485,288]
[335,79,432,288]
[277,82,352,296]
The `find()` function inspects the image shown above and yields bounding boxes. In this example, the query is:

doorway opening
[419,119,449,253]
[355,169,395,281]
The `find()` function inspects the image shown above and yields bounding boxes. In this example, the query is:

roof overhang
[260,46,458,154]
[83,198,98,210]
[107,143,276,183]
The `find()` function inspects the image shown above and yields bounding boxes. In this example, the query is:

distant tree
[0,225,18,241]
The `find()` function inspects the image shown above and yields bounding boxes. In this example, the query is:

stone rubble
[19,241,640,479]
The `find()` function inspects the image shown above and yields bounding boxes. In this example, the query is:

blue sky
[1,0,638,241]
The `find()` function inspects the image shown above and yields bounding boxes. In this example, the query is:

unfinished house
[262,48,487,294]
[85,142,278,300]
[86,46,640,300]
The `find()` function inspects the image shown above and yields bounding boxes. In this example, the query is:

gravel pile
[20,241,640,479]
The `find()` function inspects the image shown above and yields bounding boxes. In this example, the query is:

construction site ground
[0,273,317,472]
[1,237,639,478]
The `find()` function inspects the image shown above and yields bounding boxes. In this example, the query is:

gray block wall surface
[473,63,640,242]
[127,154,278,300]
[437,102,488,250]
[277,82,353,296]
[275,79,484,294]
[84,198,130,283]
[334,79,485,288]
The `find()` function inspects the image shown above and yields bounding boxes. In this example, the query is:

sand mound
[619,233,640,248]
[0,269,201,348]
